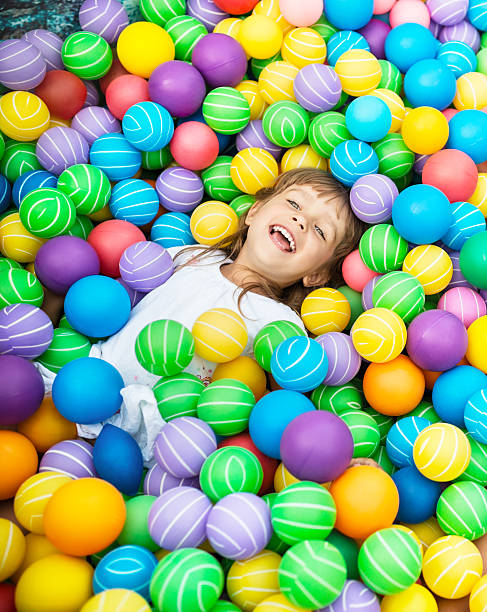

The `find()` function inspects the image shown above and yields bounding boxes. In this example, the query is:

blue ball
[436,41,477,78]
[93,544,157,598]
[93,424,144,495]
[122,101,174,152]
[324,0,373,30]
[52,357,124,424]
[468,0,487,31]
[447,110,487,164]
[442,201,486,251]
[90,133,142,181]
[326,31,370,67]
[391,184,452,245]
[270,336,328,393]
[178,109,231,154]
[330,140,379,187]
[345,96,392,142]
[0,175,11,213]
[64,275,131,338]
[392,466,443,524]
[384,23,439,74]
[109,178,159,226]
[12,170,57,208]
[404,59,457,110]
[432,365,487,428]
[385,416,432,468]
[151,212,195,248]
[249,390,315,459]
[464,388,487,445]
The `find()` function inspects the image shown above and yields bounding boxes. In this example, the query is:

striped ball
[262,101,309,147]
[79,0,129,45]
[321,579,380,612]
[0,303,53,359]
[282,27,326,69]
[119,241,173,292]
[230,194,256,217]
[0,91,50,142]
[193,307,248,363]
[359,224,408,273]
[57,163,111,215]
[428,0,468,25]
[258,61,299,104]
[187,0,229,30]
[19,187,76,238]
[135,319,192,376]
[436,41,477,78]
[447,250,473,290]
[464,388,487,445]
[372,133,415,180]
[22,29,64,71]
[0,519,25,582]
[335,49,381,96]
[109,180,159,226]
[0,268,43,309]
[349,174,397,224]
[90,133,142,181]
[190,201,239,246]
[165,15,207,62]
[156,166,204,213]
[36,127,89,176]
[372,271,425,324]
[438,287,487,328]
[143,463,199,496]
[0,212,46,264]
[236,79,267,120]
[84,79,99,106]
[214,17,242,39]
[71,106,121,145]
[236,121,283,160]
[327,30,369,67]
[293,64,342,112]
[62,31,112,80]
[340,408,380,458]
[230,147,279,194]
[402,245,453,295]
[262,492,292,554]
[0,39,46,90]
[197,378,255,436]
[301,288,351,335]
[437,481,487,540]
[203,87,251,135]
[315,332,361,386]
[273,463,301,493]
[370,88,405,134]
[227,550,281,612]
[153,372,204,421]
[408,400,440,423]
[351,307,407,363]
[0,142,42,184]
[12,170,57,209]
[151,212,194,249]
[202,156,243,202]
[253,593,309,611]
[385,416,432,468]
[39,438,96,478]
[330,140,379,187]
[308,111,351,158]
[470,575,487,612]
[141,0,185,26]
[311,379,363,414]
[281,145,327,172]
[442,201,486,251]
[270,336,328,393]
[36,328,91,373]
[453,71,487,110]
[199,446,263,502]
[469,172,487,216]
[253,320,306,372]
[413,423,471,481]
[122,101,174,152]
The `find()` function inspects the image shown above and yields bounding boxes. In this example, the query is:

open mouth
[269,225,296,253]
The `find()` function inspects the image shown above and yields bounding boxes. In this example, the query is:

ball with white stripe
[122,101,174,152]
[436,481,487,540]
[442,200,486,251]
[192,307,248,363]
[0,304,53,359]
[315,332,361,386]
[109,179,159,226]
[0,39,46,90]
[340,408,380,459]
[120,238,173,288]
[330,140,379,188]
[320,579,380,612]
[71,106,121,145]
[152,372,205,422]
[151,211,195,249]
[187,0,229,31]
[386,416,432,468]
[293,64,342,113]
[22,29,64,71]
[350,174,398,224]
[39,438,96,478]
[36,127,89,176]
[438,287,487,328]
[143,463,199,496]
[135,319,193,376]
[93,544,157,597]
[89,133,142,181]
[197,378,255,436]
[270,336,328,393]
[464,388,487,445]
[156,166,204,213]
[79,0,129,45]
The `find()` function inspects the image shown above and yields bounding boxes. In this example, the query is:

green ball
[378,60,403,94]
[363,407,395,444]
[326,530,359,580]
[251,52,282,80]
[271,482,336,545]
[0,142,42,183]
[312,15,339,42]
[309,111,351,158]
[436,481,487,540]
[455,434,487,486]
[142,145,173,171]
[408,401,441,424]
[62,31,113,80]
[0,268,43,309]
[65,215,93,240]
[199,446,263,502]
[359,223,409,273]
[477,48,487,75]
[338,285,363,331]
[150,548,224,612]
[372,133,414,179]
[197,378,255,436]
[372,271,425,324]
[135,319,195,376]
[340,408,380,458]
[208,602,240,612]
[262,101,309,148]
[203,87,251,135]
[262,493,290,555]
[278,540,347,609]
[331,90,349,112]
[140,0,186,26]
[358,528,422,595]
[19,188,76,238]
[165,15,207,62]
[254,320,306,372]
[57,164,111,215]
[153,373,205,421]
[0,132,4,161]
[311,380,363,414]
[0,257,22,273]
[460,231,487,289]
[36,328,91,373]
[202,156,242,202]
[393,170,413,192]
[117,495,159,551]
[229,194,255,217]
[371,445,396,475]
[481,32,487,49]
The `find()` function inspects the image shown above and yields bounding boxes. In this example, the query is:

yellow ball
[12,534,61,583]
[88,203,113,222]
[253,0,293,34]
[49,116,71,129]
[300,287,351,335]
[214,17,243,41]
[25,262,36,275]
[227,550,281,611]
[231,147,279,194]
[254,594,308,611]
[453,71,487,110]
[466,315,487,374]
[0,518,25,581]
[15,553,93,612]
[258,61,299,104]
[0,212,46,263]
[190,200,239,246]
[281,27,327,69]
[236,80,268,120]
[14,472,72,534]
[238,14,283,60]
[274,462,301,492]
[351,307,407,363]
[212,355,267,400]
[117,21,175,78]
[0,91,50,142]
[381,584,437,612]
[370,88,405,133]
[402,245,453,295]
[334,49,381,96]
[192,307,248,363]
[422,535,482,599]
[281,145,327,172]
[401,106,449,155]
[468,173,487,217]
[80,589,152,612]
[413,423,471,482]
[470,574,487,612]
[402,517,445,550]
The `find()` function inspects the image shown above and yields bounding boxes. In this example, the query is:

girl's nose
[292,215,305,231]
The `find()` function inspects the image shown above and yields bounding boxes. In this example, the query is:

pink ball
[342,249,380,293]
[443,108,458,121]
[374,0,397,14]
[170,122,220,171]
[390,0,430,28]
[106,74,150,120]
[438,287,487,328]
[279,0,324,26]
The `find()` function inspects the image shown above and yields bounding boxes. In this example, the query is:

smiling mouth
[269,225,296,253]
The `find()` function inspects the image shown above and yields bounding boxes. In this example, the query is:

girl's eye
[315,225,326,240]
[288,199,300,210]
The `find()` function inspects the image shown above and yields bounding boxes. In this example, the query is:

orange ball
[17,397,77,453]
[212,355,267,401]
[363,354,425,416]
[329,465,400,540]
[0,431,38,500]
[43,478,126,556]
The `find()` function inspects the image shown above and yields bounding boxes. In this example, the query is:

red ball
[422,148,478,203]
[170,121,219,171]
[342,249,380,292]
[0,583,16,612]
[213,0,259,13]
[99,55,130,94]
[34,70,87,119]
[87,220,145,277]
[106,74,150,120]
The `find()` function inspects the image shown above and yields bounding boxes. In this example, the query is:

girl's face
[238,184,347,288]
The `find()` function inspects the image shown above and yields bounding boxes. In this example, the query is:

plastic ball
[315,332,361,386]
[71,106,120,145]
[308,111,350,158]
[237,119,284,159]
[351,307,406,363]
[401,106,449,156]
[293,64,341,113]
[156,167,204,214]
[191,33,246,89]
[0,141,42,184]
[324,0,373,30]
[39,439,95,479]
[152,373,203,422]
[372,271,425,324]
[22,28,63,70]
[261,101,308,147]
[439,287,486,329]
[370,133,414,180]
[327,30,370,68]
[320,580,380,611]
[281,145,327,171]
[443,202,486,252]
[62,31,112,80]
[385,23,439,73]
[78,0,128,43]
[447,109,487,164]
[404,58,456,110]
[236,80,267,120]
[258,61,299,104]
[0,91,49,144]
[334,49,381,96]
[86,219,144,277]
[403,245,453,295]
[90,133,142,181]
[422,150,478,207]
[109,180,159,226]
[148,63,205,120]
[413,423,471,481]
[144,463,198,497]
[281,27,326,69]
[339,408,380,458]
[212,357,266,402]
[104,74,149,120]
[17,187,74,238]
[0,303,53,359]
[115,21,174,78]
[35,126,89,176]
[253,320,306,372]
[203,87,251,135]
[135,319,193,377]
[359,224,408,273]
[230,147,279,194]
[0,518,24,582]
[0,353,43,429]
[170,121,220,171]
[81,590,151,612]
[311,379,363,414]
[121,101,173,153]
[33,70,86,121]
[0,212,45,264]
[197,378,255,436]
[460,231,487,289]
[226,550,281,612]
[237,14,283,59]
[350,173,396,224]
[301,287,351,334]
[346,96,392,142]
[0,39,46,90]
[392,466,443,524]
[270,336,327,392]
[471,575,487,612]
[437,41,476,79]
[330,140,379,187]
[436,481,487,540]
[58,164,111,216]
[386,416,431,468]
[190,200,238,247]
[370,88,405,132]
[342,250,380,293]
[454,71,487,110]
[202,156,243,201]
[465,388,487,445]
[0,267,43,310]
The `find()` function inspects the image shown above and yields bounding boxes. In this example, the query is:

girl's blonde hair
[178,168,367,314]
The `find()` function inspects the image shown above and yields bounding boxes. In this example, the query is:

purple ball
[362,276,382,310]
[156,167,204,213]
[293,64,342,113]
[35,235,100,294]
[406,309,468,371]
[206,493,271,560]
[79,0,129,45]
[22,29,64,71]
[144,463,199,496]
[413,153,430,175]
[481,289,487,308]
[358,19,390,60]
[319,580,380,612]
[36,127,90,176]
[82,80,100,108]
[119,241,174,293]
[236,120,283,159]
[427,0,468,25]
[0,39,46,90]
[71,106,121,144]
[350,174,397,224]
[39,439,96,478]
[315,332,361,386]
[148,486,212,550]
[0,354,44,425]
[117,277,144,308]
[149,60,206,118]
[0,304,53,359]
[187,0,229,31]
[447,250,474,289]
[429,20,443,38]
[191,33,247,88]
[439,20,481,51]
[280,411,354,483]
[154,416,217,478]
